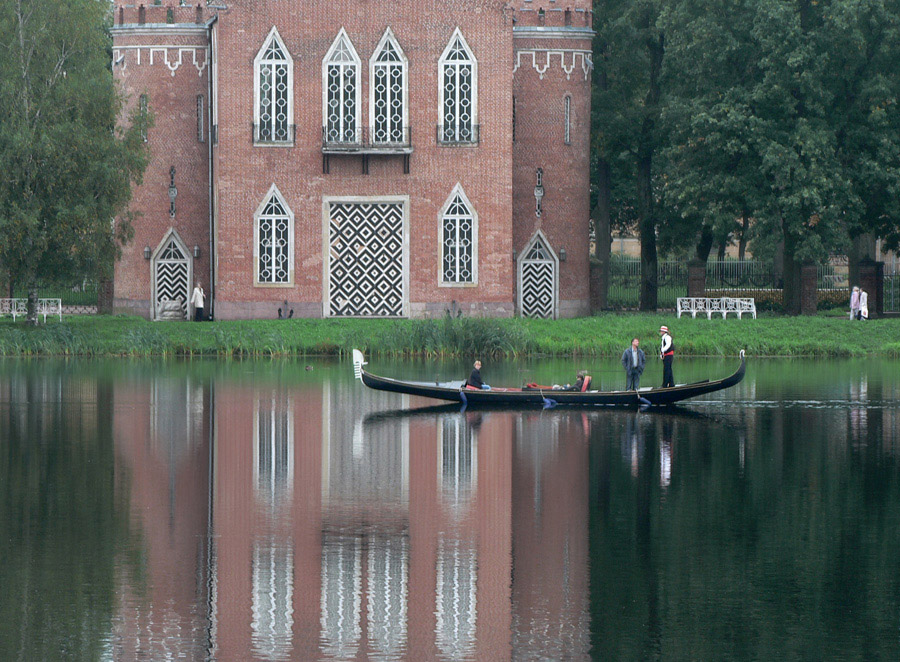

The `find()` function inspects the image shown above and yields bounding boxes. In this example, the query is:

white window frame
[438,28,478,144]
[438,184,478,287]
[253,184,295,287]
[369,27,408,145]
[323,28,362,144]
[253,26,294,146]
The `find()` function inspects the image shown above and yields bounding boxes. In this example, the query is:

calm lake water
[1,356,899,661]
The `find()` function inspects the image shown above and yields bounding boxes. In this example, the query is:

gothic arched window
[370,28,408,145]
[439,184,477,285]
[438,29,477,144]
[254,185,294,286]
[254,27,293,144]
[323,29,361,144]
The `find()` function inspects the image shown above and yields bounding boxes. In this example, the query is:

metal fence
[885,275,899,312]
[9,280,99,315]
[608,258,688,309]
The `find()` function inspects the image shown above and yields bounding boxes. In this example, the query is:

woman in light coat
[859,289,869,320]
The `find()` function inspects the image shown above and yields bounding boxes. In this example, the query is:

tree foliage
[0,0,148,321]
[593,0,900,313]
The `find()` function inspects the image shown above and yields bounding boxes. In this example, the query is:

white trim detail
[253,27,294,144]
[323,28,362,144]
[512,49,593,80]
[253,184,295,287]
[438,184,478,287]
[111,46,209,76]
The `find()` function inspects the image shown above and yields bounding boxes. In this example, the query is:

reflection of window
[438,415,477,513]
[367,535,408,658]
[320,535,362,659]
[254,395,294,507]
[323,29,361,144]
[435,537,477,660]
[251,540,294,661]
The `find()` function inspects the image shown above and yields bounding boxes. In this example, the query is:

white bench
[0,298,63,322]
[677,297,756,319]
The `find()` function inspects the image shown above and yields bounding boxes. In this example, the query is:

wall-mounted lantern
[559,248,567,261]
[193,245,201,258]
[144,246,151,260]
[168,166,177,218]
[534,168,544,218]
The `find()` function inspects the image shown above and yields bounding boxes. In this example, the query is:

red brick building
[111,0,593,320]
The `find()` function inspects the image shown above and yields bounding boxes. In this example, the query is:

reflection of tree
[0,371,135,661]
[590,408,900,659]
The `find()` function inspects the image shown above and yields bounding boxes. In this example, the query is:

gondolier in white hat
[659,325,674,388]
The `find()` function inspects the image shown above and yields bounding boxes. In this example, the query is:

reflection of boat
[352,349,746,408]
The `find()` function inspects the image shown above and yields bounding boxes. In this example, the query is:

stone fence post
[687,260,706,298]
[800,263,817,315]
[858,259,884,318]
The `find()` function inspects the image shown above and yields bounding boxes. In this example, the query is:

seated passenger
[568,370,590,391]
[467,360,491,390]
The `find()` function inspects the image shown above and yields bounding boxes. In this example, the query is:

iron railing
[9,280,99,315]
[252,123,296,145]
[885,275,899,312]
[322,126,412,151]
[436,124,480,145]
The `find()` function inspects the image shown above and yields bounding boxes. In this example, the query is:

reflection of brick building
[111,1,593,320]
[110,377,592,659]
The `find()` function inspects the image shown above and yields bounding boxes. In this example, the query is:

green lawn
[0,313,896,358]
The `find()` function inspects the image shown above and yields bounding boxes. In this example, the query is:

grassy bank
[0,314,897,358]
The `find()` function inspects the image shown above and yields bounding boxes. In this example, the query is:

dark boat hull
[357,351,745,408]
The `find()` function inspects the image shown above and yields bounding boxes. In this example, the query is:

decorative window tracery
[254,27,293,144]
[440,185,477,285]
[324,29,361,144]
[254,185,293,285]
[439,29,477,144]
[370,28,408,145]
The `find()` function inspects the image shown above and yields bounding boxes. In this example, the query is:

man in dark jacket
[621,337,646,390]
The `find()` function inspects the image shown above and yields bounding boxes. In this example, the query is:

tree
[593,0,668,311]
[0,0,148,324]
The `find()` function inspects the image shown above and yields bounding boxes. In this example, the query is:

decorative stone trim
[112,45,209,77]
[513,49,592,80]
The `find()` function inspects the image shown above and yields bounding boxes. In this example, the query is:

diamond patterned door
[328,201,405,317]
[520,235,556,319]
[153,235,190,320]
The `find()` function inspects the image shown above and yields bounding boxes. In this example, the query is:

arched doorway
[151,229,192,321]
[518,231,558,319]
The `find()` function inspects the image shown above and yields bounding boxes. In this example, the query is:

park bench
[0,298,63,322]
[677,297,756,319]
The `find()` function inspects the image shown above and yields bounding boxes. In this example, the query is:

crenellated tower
[111,1,214,319]
[510,1,593,318]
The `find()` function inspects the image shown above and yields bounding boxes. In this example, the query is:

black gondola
[352,349,746,408]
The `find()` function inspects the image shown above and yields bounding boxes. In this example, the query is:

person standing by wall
[191,282,205,321]
[850,285,860,320]
[621,337,645,390]
[659,326,674,388]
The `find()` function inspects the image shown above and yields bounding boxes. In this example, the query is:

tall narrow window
[139,94,148,142]
[512,96,516,143]
[564,96,571,145]
[439,29,477,144]
[370,28,408,145]
[323,29,361,144]
[254,27,293,144]
[254,185,294,285]
[440,185,477,285]
[197,95,205,143]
